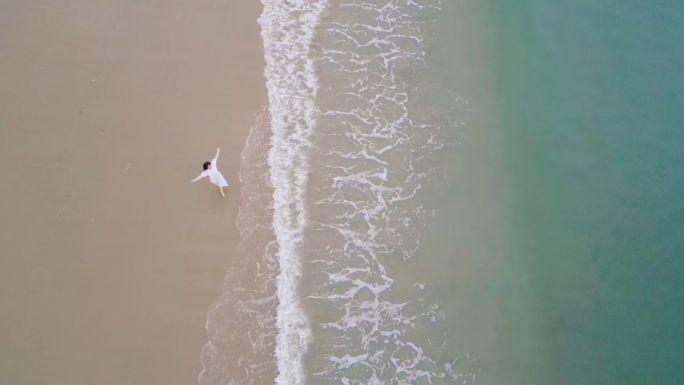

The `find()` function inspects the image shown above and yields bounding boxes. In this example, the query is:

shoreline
[0,1,265,384]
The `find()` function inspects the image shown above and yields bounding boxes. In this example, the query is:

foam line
[258,1,328,384]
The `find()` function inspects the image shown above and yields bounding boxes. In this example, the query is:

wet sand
[0,1,264,384]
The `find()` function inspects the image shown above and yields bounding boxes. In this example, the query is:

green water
[421,1,684,384]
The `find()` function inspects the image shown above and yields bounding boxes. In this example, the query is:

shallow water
[201,0,684,384]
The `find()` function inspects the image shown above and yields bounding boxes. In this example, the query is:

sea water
[483,1,684,384]
[200,0,684,384]
[426,1,684,384]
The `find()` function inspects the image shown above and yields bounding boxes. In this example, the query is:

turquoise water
[422,0,684,384]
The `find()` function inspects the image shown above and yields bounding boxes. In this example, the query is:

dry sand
[0,1,264,384]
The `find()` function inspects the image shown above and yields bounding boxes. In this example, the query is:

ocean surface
[200,1,684,384]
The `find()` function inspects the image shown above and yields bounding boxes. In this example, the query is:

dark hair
[203,161,211,171]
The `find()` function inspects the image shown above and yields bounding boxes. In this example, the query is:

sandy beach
[0,1,264,384]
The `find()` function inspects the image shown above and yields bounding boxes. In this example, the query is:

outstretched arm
[191,173,205,183]
[212,148,221,163]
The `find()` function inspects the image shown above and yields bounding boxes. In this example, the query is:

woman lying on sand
[191,148,229,197]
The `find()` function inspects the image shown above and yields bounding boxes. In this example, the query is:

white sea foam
[298,0,476,384]
[258,1,328,384]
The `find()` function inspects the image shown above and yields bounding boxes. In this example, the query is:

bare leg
[219,186,225,197]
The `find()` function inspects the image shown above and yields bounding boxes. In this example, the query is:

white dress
[201,159,228,187]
